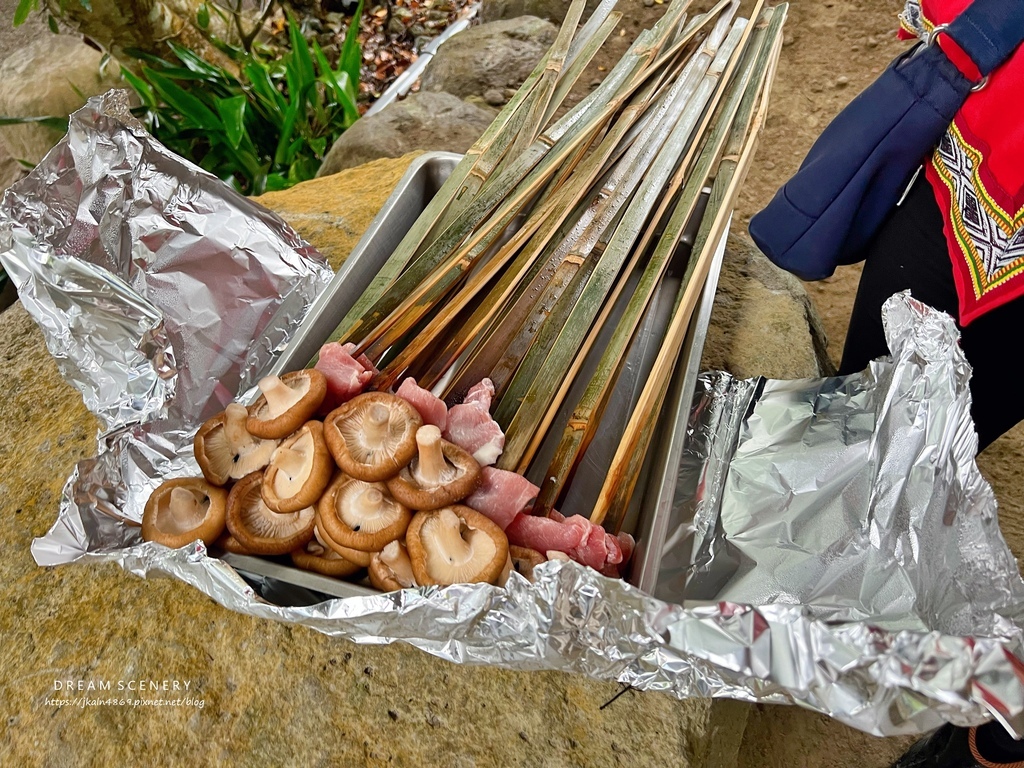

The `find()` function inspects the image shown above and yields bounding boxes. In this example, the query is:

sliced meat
[315,342,378,411]
[509,508,634,577]
[465,467,538,530]
[506,512,587,554]
[395,377,447,431]
[444,378,504,466]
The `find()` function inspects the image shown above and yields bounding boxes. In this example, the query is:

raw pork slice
[315,342,378,411]
[444,378,505,466]
[506,512,587,554]
[395,377,447,431]
[508,509,633,577]
[465,467,538,530]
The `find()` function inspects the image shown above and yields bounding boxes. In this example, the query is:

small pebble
[851,44,860,52]
[783,33,796,47]
[834,75,850,87]
[519,731,529,741]
[484,88,507,106]
[867,36,879,48]
[388,709,399,721]
[643,0,655,7]
[764,161,776,170]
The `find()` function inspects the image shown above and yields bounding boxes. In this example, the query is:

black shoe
[892,724,1024,768]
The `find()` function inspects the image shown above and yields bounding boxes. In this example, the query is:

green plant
[122,5,363,194]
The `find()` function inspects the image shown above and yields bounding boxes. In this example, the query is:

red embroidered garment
[900,0,1024,324]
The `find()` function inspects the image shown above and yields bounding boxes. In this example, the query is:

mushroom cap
[313,519,375,567]
[509,545,546,583]
[142,477,228,549]
[406,505,509,586]
[194,404,279,486]
[226,470,316,555]
[317,472,411,552]
[386,426,481,510]
[262,420,334,514]
[247,369,328,439]
[290,538,364,578]
[324,392,423,482]
[368,540,417,592]
[213,530,254,555]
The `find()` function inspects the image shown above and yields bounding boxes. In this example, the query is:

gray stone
[484,88,507,106]
[702,233,833,379]
[482,0,601,24]
[316,92,494,177]
[0,36,124,166]
[421,17,558,102]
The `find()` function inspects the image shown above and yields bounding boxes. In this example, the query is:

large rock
[0,36,124,166]
[421,17,557,105]
[260,153,425,269]
[0,153,746,766]
[482,0,601,24]
[317,92,492,177]
[702,233,833,379]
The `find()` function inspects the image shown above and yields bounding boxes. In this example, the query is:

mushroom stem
[259,375,301,419]
[431,507,474,562]
[380,541,416,588]
[223,403,254,448]
[168,486,206,531]
[355,487,386,517]
[416,426,448,487]
[274,447,307,478]
[363,404,391,449]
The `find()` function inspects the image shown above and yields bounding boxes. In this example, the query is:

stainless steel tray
[231,151,727,601]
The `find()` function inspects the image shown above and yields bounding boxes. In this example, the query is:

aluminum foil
[7,97,1024,736]
[0,90,332,548]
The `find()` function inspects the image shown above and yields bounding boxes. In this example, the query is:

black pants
[838,171,1024,452]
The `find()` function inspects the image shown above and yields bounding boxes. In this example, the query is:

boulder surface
[420,17,558,105]
[317,92,492,176]
[0,36,123,166]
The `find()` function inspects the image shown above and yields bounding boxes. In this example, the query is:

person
[838,0,1024,455]
[790,0,1024,764]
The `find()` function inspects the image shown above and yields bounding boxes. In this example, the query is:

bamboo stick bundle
[531,3,786,515]
[495,13,748,469]
[355,4,728,384]
[333,0,695,353]
[590,8,786,532]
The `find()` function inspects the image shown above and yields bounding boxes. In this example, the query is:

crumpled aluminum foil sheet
[0,91,332,550]
[6,95,1024,737]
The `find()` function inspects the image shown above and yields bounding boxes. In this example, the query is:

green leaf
[286,11,317,94]
[341,0,363,85]
[196,3,210,29]
[215,95,246,149]
[273,100,301,165]
[143,67,221,129]
[13,0,36,26]
[124,48,177,69]
[47,14,58,33]
[313,40,359,127]
[265,172,290,191]
[243,59,286,115]
[167,41,235,84]
[0,115,69,131]
[121,67,158,109]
